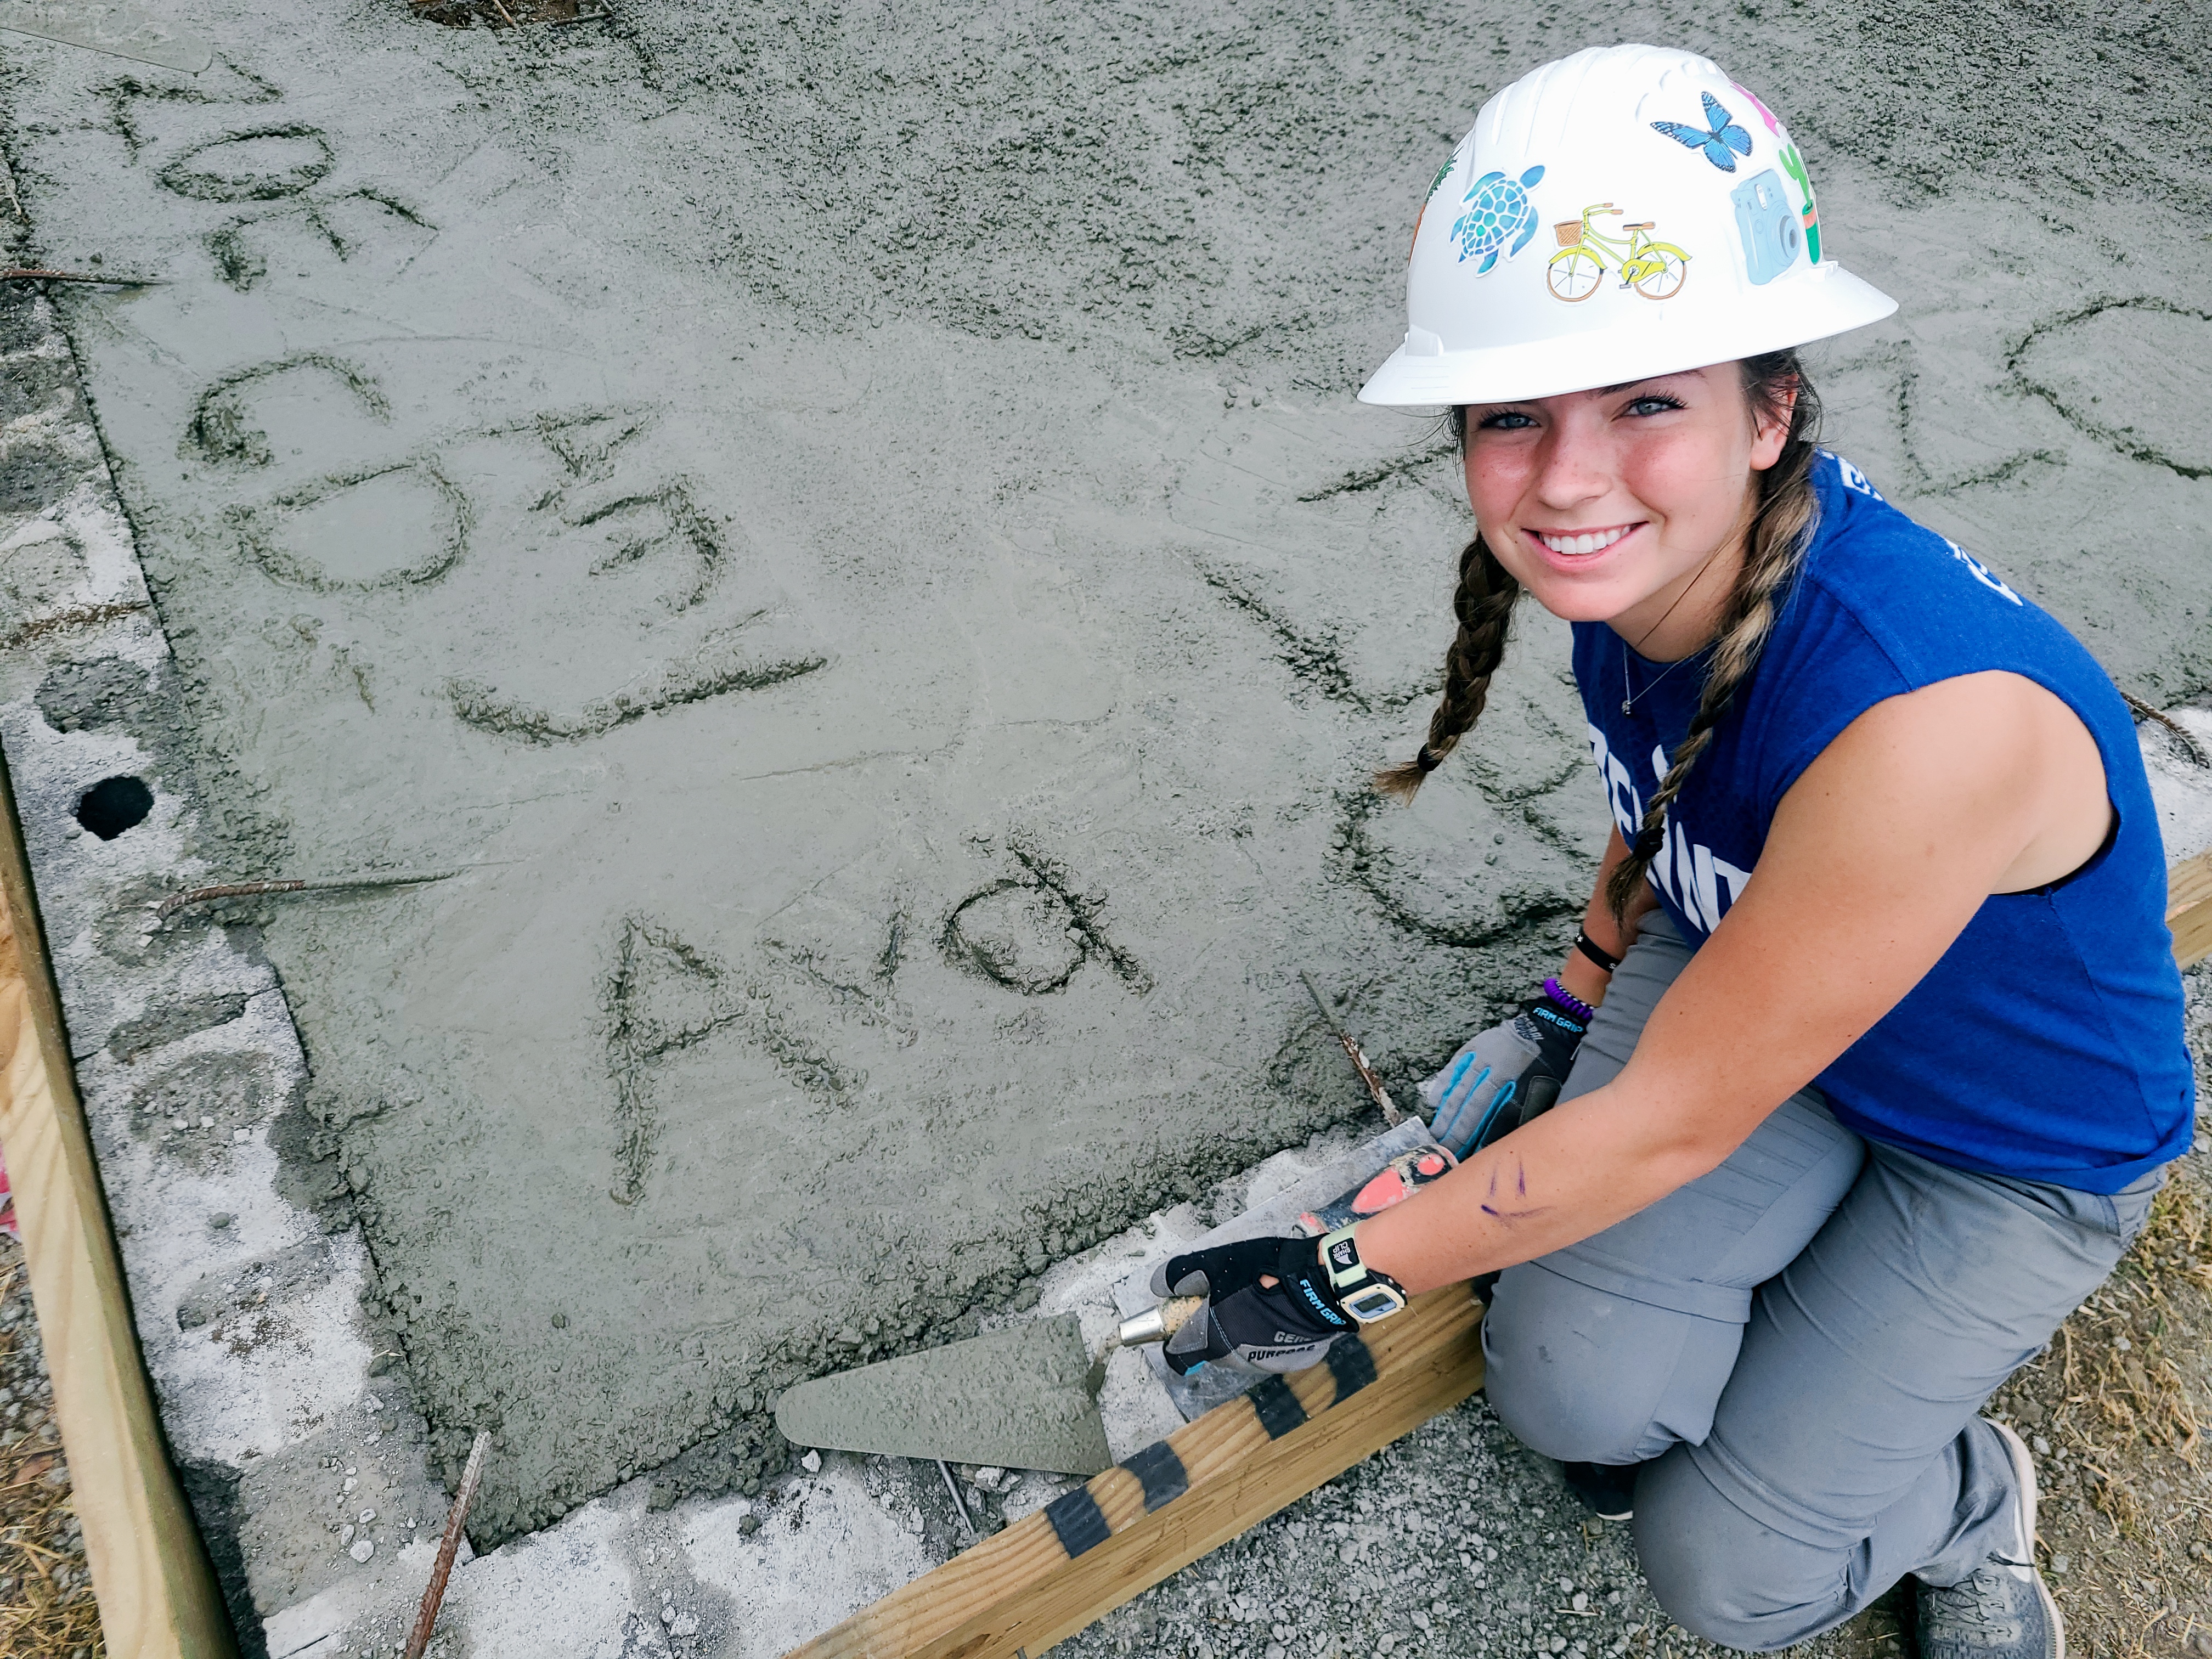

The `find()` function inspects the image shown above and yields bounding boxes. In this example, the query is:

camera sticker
[1452,163,1547,274]
[1650,91,1753,173]
[1545,204,1691,302]
[1730,82,1824,266]
[1730,168,1802,285]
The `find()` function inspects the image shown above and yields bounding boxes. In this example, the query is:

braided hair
[1375,351,1824,923]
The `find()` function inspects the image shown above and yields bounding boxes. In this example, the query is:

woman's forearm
[1355,1075,1715,1294]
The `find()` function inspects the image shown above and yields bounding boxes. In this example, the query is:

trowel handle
[1115,1295,1207,1348]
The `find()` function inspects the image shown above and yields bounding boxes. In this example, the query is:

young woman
[1152,44,2192,1659]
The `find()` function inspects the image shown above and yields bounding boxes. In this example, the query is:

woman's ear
[1748,380,1798,471]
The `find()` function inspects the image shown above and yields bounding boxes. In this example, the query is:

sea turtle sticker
[1452,164,1546,273]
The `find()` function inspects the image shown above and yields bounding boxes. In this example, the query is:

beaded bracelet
[1542,975,1596,1024]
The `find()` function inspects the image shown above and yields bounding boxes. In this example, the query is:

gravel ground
[0,1231,103,1659]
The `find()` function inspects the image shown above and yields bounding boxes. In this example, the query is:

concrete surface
[1,0,2209,1653]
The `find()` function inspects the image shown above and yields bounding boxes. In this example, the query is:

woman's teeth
[1540,527,1630,556]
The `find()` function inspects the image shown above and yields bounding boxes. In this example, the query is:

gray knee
[1634,1450,1844,1654]
[1483,1262,1740,1466]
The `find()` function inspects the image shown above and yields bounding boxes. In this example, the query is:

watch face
[1342,1284,1407,1323]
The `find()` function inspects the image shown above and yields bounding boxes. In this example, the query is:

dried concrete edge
[0,265,458,1650]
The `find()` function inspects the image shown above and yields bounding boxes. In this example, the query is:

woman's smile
[1525,522,1646,566]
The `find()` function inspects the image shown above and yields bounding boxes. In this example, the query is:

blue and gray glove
[1147,1235,1352,1375]
[1418,989,1589,1159]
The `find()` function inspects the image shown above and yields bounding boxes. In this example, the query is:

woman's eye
[1625,396,1684,417]
[1477,410,1537,430]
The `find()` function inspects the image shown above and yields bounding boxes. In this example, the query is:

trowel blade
[774,1314,1111,1477]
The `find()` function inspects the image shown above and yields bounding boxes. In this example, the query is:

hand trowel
[774,1314,1114,1477]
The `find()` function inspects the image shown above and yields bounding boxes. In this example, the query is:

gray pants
[1482,913,2164,1652]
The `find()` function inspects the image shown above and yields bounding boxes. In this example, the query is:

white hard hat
[1358,44,1896,407]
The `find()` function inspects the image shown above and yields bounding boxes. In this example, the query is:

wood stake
[404,1429,491,1659]
[0,758,236,1657]
[2167,848,2212,969]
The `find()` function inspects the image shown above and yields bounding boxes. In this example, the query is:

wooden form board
[0,757,238,1659]
[787,1283,1485,1659]
[2169,848,2212,969]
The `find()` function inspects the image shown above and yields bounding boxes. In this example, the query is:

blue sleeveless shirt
[1571,451,2193,1193]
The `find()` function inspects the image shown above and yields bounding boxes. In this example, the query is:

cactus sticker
[1452,164,1547,274]
[1777,143,1822,263]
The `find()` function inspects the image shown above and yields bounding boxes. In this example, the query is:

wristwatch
[1318,1224,1409,1324]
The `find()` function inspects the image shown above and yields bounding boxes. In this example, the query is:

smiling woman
[1153,42,2194,1659]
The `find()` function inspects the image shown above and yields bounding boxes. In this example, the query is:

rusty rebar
[404,1428,491,1659]
[155,868,462,920]
[2121,690,2210,768]
[1,268,163,286]
[1298,968,1406,1126]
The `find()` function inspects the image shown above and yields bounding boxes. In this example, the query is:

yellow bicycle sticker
[1545,203,1691,303]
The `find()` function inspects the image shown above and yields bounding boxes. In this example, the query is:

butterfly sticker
[1651,92,1754,172]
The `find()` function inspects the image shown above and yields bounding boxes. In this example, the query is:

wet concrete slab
[1,0,2208,1649]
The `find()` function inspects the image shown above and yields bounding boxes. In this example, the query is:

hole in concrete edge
[75,775,155,840]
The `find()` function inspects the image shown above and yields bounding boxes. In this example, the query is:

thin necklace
[1620,547,1725,716]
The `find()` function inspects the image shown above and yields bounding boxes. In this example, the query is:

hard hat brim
[1356,261,1897,408]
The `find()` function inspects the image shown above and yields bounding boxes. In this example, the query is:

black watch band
[1573,928,1621,974]
[1318,1226,1408,1324]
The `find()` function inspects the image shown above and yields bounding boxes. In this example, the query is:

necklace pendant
[1621,698,1633,715]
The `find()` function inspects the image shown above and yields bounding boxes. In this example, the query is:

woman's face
[1462,365,1792,650]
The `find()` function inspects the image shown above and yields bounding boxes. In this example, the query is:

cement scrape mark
[1196,560,1373,714]
[2009,297,2212,480]
[1827,340,2067,498]
[941,836,1150,997]
[534,410,651,490]
[92,59,283,159]
[575,483,723,612]
[447,634,828,744]
[605,916,858,1205]
[184,353,390,468]
[229,460,470,590]
[207,189,435,294]
[156,124,334,202]
[1296,438,1459,503]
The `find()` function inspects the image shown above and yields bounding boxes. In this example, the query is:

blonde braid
[1375,527,1520,801]
[1604,355,1822,919]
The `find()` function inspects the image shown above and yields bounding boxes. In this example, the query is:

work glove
[1418,990,1589,1160]
[1147,1235,1351,1375]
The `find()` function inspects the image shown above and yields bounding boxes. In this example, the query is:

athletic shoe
[1915,1419,2064,1659]
[1561,1460,1637,1521]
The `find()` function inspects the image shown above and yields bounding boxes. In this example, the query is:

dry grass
[0,1237,103,1659]
[1988,1152,2212,1659]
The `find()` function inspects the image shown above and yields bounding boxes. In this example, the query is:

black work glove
[1416,989,1589,1159]
[1146,1234,1351,1375]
